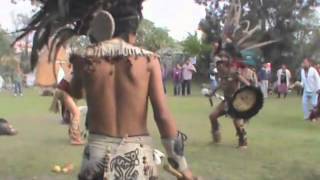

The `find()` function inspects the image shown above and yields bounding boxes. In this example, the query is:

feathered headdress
[198,0,280,64]
[12,0,145,69]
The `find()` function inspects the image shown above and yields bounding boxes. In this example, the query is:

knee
[209,113,218,121]
[73,110,81,120]
[233,119,244,128]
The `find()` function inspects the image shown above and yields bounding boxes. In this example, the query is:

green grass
[1,86,320,180]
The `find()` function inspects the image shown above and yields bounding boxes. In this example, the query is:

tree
[137,19,177,52]
[0,29,13,57]
[0,28,18,77]
[194,0,320,70]
[181,33,212,76]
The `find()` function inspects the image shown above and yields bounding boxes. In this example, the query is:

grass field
[0,87,320,180]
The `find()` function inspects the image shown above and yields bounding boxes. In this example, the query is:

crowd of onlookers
[162,58,197,96]
[205,57,320,122]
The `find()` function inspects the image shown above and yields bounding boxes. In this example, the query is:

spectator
[13,68,24,96]
[172,63,183,96]
[240,65,258,87]
[294,63,304,96]
[277,64,291,98]
[301,58,320,120]
[259,63,271,98]
[182,59,197,96]
[209,63,218,91]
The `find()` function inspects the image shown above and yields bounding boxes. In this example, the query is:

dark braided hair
[12,0,145,69]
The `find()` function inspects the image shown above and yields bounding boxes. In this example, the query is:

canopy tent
[240,49,262,67]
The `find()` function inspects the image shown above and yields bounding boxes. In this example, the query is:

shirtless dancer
[50,64,84,145]
[209,55,251,149]
[18,1,194,179]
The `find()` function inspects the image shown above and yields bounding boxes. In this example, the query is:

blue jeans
[174,82,182,96]
[14,82,23,95]
[211,79,218,91]
[302,91,318,119]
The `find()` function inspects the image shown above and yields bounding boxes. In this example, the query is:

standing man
[259,63,270,98]
[173,63,183,96]
[13,66,23,96]
[209,63,218,92]
[15,0,195,179]
[182,59,197,96]
[240,65,258,87]
[301,58,320,120]
[277,64,291,98]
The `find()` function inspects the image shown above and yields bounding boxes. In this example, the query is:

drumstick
[163,164,183,179]
[209,97,213,107]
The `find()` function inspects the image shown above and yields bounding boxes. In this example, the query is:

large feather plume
[13,0,145,69]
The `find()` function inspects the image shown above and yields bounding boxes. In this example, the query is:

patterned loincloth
[78,134,158,180]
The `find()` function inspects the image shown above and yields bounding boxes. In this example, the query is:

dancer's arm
[70,55,85,99]
[148,58,194,180]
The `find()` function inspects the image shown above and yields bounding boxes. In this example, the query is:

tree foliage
[0,29,12,57]
[0,28,17,77]
[181,33,211,56]
[181,33,212,76]
[137,19,177,52]
[195,0,320,69]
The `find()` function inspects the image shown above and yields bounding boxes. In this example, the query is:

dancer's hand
[179,169,194,180]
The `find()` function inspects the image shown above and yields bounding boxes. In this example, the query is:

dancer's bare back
[71,55,177,138]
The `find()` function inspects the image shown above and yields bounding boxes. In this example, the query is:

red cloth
[57,79,71,95]
[309,95,320,120]
[277,84,288,93]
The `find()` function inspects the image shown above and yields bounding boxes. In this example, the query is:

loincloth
[78,133,158,180]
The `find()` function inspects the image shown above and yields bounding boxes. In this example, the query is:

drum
[228,86,264,120]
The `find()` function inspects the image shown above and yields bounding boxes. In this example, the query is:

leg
[78,143,105,180]
[311,93,318,110]
[177,83,182,96]
[181,80,186,96]
[187,80,191,95]
[209,102,225,143]
[265,81,269,98]
[302,92,311,120]
[310,93,318,122]
[63,92,84,145]
[18,82,23,95]
[163,80,167,94]
[233,119,247,149]
[262,81,268,98]
[284,85,288,98]
[14,82,18,95]
[61,102,66,122]
[173,82,178,96]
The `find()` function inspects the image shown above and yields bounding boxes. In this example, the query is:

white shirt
[301,67,320,93]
